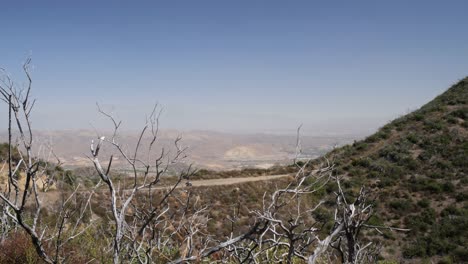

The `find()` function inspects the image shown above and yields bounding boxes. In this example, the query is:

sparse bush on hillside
[403,206,468,261]
[0,143,21,164]
[449,108,467,120]
[312,77,468,262]
[389,199,413,214]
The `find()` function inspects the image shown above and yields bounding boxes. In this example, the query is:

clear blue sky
[1,1,467,135]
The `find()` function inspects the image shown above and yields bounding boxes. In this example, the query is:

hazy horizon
[1,1,467,135]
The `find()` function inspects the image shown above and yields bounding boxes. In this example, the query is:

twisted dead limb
[0,59,95,263]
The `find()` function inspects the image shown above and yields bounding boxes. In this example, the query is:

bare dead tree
[213,158,334,264]
[190,128,406,264]
[0,59,96,263]
[90,106,273,264]
[160,128,337,264]
[89,104,198,263]
[89,105,285,264]
[308,177,409,264]
[308,177,373,264]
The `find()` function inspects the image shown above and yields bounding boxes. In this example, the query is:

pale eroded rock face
[223,146,259,160]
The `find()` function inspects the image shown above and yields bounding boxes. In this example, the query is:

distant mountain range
[0,129,359,170]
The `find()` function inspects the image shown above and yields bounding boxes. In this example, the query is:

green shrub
[455,192,468,202]
[351,158,371,168]
[403,241,427,258]
[452,247,468,262]
[445,115,458,124]
[367,215,384,226]
[406,208,436,232]
[417,198,430,208]
[0,143,22,163]
[442,181,455,193]
[312,208,332,223]
[408,178,452,194]
[378,177,398,187]
[450,108,467,120]
[389,199,413,214]
[423,119,444,131]
[412,113,424,121]
[406,133,420,144]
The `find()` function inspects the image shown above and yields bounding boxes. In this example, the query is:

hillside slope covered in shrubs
[325,77,467,262]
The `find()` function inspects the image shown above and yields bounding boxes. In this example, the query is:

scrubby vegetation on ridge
[317,77,468,262]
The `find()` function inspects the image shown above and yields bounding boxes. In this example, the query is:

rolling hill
[0,130,356,170]
[324,77,467,262]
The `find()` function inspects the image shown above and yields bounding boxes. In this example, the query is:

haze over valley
[1,129,358,170]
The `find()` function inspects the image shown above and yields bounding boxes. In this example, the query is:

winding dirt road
[143,174,292,191]
[173,174,291,188]
[41,174,293,205]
